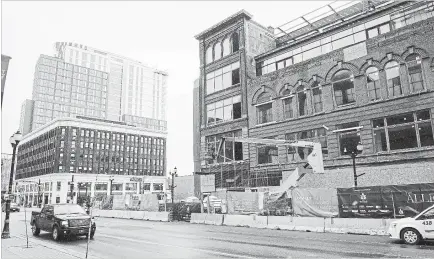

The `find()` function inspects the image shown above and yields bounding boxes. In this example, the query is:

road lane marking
[97,233,259,259]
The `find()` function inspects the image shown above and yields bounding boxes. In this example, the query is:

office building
[195,1,434,190]
[15,117,167,205]
[54,42,168,122]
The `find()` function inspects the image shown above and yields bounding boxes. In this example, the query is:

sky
[1,0,329,176]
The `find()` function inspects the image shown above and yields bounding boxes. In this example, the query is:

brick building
[15,117,167,206]
[194,1,434,190]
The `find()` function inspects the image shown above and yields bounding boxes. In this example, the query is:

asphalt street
[2,210,434,259]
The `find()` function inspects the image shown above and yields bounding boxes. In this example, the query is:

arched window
[232,32,239,52]
[256,92,273,124]
[332,70,355,106]
[311,81,323,113]
[206,47,213,64]
[385,61,402,97]
[296,85,308,116]
[366,66,381,101]
[214,42,222,61]
[406,54,424,92]
[222,37,230,57]
[282,88,294,119]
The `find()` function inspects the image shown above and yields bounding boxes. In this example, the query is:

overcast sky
[2,1,329,176]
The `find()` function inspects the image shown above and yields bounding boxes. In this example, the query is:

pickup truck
[388,205,434,245]
[31,204,96,241]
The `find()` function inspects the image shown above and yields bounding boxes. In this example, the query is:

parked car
[1,202,20,212]
[388,205,434,245]
[10,203,20,212]
[30,204,96,241]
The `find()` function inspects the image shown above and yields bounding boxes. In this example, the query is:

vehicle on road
[388,205,434,245]
[1,202,20,212]
[30,204,96,241]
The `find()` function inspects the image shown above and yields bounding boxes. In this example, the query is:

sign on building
[194,172,215,196]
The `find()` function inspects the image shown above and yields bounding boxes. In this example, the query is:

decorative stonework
[379,53,404,68]
[251,85,277,105]
[401,46,429,60]
[360,58,382,73]
[325,61,360,82]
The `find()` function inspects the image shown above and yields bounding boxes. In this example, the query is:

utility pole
[169,167,178,204]
[70,175,74,204]
[37,179,41,208]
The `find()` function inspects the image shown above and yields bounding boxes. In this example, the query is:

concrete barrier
[223,215,255,227]
[143,211,169,222]
[293,217,325,233]
[190,213,207,224]
[204,214,224,225]
[249,215,268,229]
[325,218,392,236]
[267,216,295,230]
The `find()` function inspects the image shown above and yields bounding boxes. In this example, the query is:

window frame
[256,101,274,125]
[332,70,356,107]
[405,54,425,93]
[366,66,381,101]
[385,61,403,98]
[372,110,434,153]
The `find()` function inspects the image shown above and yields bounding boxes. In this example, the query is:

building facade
[19,99,35,136]
[54,42,168,122]
[24,55,109,132]
[1,54,12,107]
[195,1,434,190]
[15,117,167,205]
[1,154,13,195]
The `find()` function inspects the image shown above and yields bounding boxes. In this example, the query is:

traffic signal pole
[70,175,74,203]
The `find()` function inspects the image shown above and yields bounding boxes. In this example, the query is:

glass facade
[31,55,108,131]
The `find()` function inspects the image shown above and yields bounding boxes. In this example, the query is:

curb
[13,234,102,259]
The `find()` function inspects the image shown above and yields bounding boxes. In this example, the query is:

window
[373,110,433,152]
[366,67,381,101]
[257,102,273,124]
[153,183,163,191]
[206,131,243,164]
[406,54,424,92]
[258,137,278,164]
[112,183,123,191]
[385,61,402,97]
[332,70,355,106]
[60,141,64,148]
[337,122,361,156]
[214,42,222,61]
[56,181,61,191]
[286,128,328,162]
[231,32,239,52]
[95,183,107,191]
[206,47,213,64]
[312,82,323,113]
[296,86,308,116]
[206,62,240,95]
[282,89,294,119]
[56,197,60,204]
[206,95,241,125]
[222,37,230,56]
[366,23,391,39]
[125,183,137,192]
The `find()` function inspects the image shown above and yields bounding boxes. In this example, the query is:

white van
[388,205,434,245]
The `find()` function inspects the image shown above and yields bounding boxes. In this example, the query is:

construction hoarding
[337,183,434,218]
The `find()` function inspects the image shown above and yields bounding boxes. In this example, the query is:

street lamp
[169,167,178,204]
[109,176,115,196]
[344,142,364,187]
[2,131,22,239]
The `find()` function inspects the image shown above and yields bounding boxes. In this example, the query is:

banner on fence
[103,193,159,211]
[337,183,434,218]
[292,188,339,217]
[226,192,259,214]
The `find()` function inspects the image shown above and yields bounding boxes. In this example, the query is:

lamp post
[109,176,115,195]
[169,167,178,205]
[344,142,364,187]
[2,131,22,239]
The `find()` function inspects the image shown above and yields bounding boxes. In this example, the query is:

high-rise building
[195,1,434,191]
[54,42,168,122]
[29,55,109,131]
[19,99,35,136]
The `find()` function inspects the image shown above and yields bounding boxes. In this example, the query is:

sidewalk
[2,236,81,259]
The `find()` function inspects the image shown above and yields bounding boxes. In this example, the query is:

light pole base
[1,231,11,239]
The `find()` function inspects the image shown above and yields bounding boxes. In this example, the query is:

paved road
[3,210,434,259]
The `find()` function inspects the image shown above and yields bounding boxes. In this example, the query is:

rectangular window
[143,183,151,191]
[366,22,391,39]
[373,110,433,152]
[283,97,294,119]
[56,181,61,191]
[285,128,328,162]
[257,103,273,124]
[333,79,355,106]
[206,62,240,95]
[337,122,361,156]
[153,183,163,191]
[258,138,278,164]
[205,131,243,164]
[312,87,323,113]
[206,95,241,126]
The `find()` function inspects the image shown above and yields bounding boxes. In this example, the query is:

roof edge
[195,9,253,40]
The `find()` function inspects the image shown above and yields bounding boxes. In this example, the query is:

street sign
[200,174,215,193]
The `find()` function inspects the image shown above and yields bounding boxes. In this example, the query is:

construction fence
[91,193,160,212]
[210,182,434,218]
